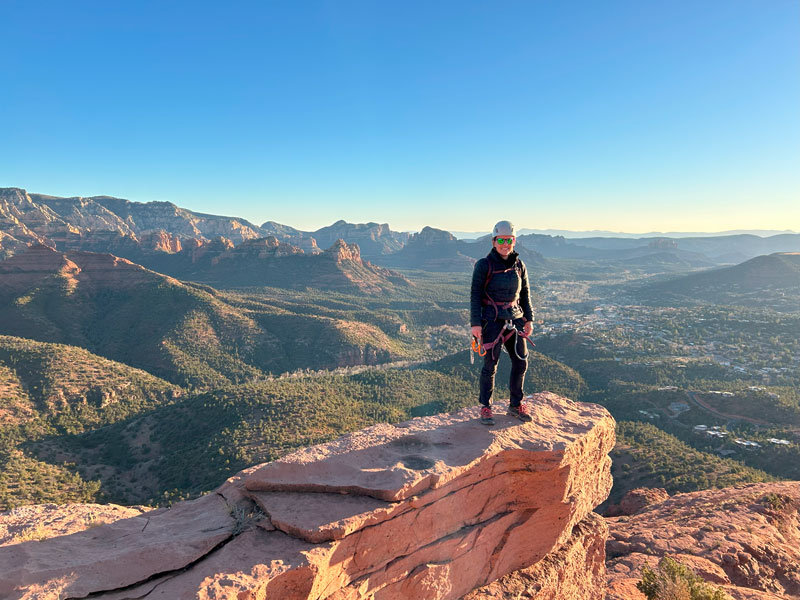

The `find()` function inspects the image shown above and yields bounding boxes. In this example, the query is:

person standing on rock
[470,220,534,425]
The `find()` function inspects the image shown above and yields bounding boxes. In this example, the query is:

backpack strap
[482,258,523,320]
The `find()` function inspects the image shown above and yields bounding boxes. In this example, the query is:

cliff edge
[0,392,615,599]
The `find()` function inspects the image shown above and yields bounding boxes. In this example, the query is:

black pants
[479,318,528,407]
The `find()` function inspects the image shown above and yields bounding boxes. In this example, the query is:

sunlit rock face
[0,245,170,294]
[606,482,800,600]
[0,187,265,257]
[0,188,59,247]
[463,512,608,600]
[0,392,615,600]
[324,238,362,263]
[311,220,411,259]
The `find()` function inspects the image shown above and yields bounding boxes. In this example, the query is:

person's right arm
[470,259,488,341]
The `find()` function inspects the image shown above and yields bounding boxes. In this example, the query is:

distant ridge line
[450,229,798,240]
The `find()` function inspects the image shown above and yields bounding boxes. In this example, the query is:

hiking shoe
[508,403,533,422]
[479,405,495,426]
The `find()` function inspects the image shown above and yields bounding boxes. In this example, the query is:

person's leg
[479,320,503,406]
[506,323,528,407]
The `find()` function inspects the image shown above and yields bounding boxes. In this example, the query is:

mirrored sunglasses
[495,237,515,245]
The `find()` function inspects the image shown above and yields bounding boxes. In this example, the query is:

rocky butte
[0,393,615,599]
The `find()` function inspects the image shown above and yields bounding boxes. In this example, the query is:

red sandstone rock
[0,394,615,599]
[0,189,64,247]
[1,187,267,250]
[140,230,183,253]
[604,487,670,517]
[0,244,176,294]
[0,503,147,547]
[606,482,800,599]
[0,244,81,292]
[463,511,608,600]
[325,239,362,263]
[0,493,235,600]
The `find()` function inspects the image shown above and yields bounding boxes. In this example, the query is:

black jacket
[470,249,534,326]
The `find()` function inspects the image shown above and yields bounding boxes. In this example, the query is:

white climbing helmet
[492,220,516,238]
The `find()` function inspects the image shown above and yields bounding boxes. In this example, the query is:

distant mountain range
[514,232,800,265]
[4,187,800,279]
[0,188,408,262]
[0,188,413,294]
[452,228,798,239]
[376,226,547,272]
[639,253,800,308]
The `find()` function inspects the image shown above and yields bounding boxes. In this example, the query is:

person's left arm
[520,262,534,337]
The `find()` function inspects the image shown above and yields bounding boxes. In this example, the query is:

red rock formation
[604,487,670,517]
[464,512,608,600]
[0,393,615,599]
[229,236,305,258]
[606,482,800,599]
[205,236,305,267]
[293,235,322,254]
[0,245,171,294]
[139,230,183,253]
[0,504,147,547]
[310,221,410,259]
[0,188,65,245]
[0,231,26,258]
[0,244,81,292]
[187,236,234,263]
[324,239,362,263]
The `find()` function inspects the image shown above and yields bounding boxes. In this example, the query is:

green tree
[638,557,730,600]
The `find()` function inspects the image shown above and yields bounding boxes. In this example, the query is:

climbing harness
[473,252,534,364]
[481,320,535,361]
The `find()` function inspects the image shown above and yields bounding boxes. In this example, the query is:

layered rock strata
[0,393,614,599]
[464,512,608,600]
[0,244,173,293]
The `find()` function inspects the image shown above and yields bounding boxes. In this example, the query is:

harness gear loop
[470,336,486,365]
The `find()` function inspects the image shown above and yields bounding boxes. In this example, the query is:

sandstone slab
[0,393,615,599]
[244,391,610,503]
[0,503,148,547]
[0,493,235,599]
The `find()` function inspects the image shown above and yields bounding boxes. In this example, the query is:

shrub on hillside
[638,557,730,600]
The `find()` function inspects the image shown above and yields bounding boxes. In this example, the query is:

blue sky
[2,0,798,233]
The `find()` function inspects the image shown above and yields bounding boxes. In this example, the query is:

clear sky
[2,0,798,233]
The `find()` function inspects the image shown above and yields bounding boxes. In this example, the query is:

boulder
[604,487,669,517]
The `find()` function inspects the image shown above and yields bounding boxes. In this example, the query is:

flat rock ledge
[0,392,615,600]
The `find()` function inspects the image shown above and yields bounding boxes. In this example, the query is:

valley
[0,187,798,517]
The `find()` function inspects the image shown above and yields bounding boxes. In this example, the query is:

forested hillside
[1,206,798,512]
